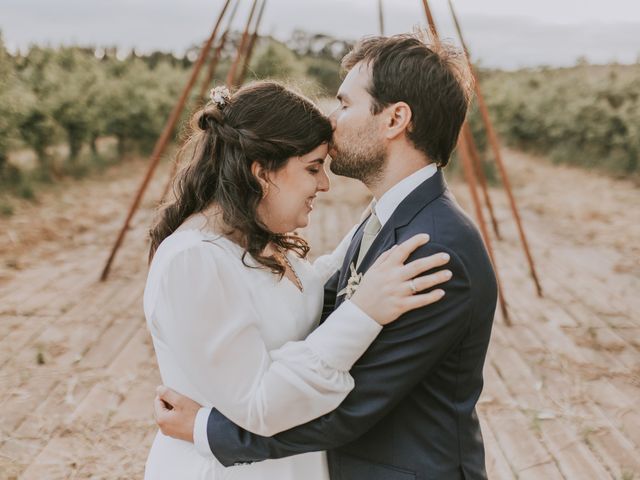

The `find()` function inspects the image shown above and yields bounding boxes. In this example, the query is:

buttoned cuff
[193,406,215,459]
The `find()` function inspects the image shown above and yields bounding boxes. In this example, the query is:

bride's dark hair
[149,81,332,275]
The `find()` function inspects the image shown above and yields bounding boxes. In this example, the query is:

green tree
[251,40,301,80]
[99,58,185,157]
[305,56,341,95]
[0,32,16,179]
[49,48,100,163]
[14,46,61,174]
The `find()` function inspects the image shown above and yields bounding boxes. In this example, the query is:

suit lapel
[337,220,366,287]
[355,170,448,274]
[334,169,448,308]
[334,218,368,307]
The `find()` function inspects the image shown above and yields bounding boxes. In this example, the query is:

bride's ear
[251,161,271,198]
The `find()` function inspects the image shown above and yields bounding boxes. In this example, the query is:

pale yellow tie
[356,208,382,269]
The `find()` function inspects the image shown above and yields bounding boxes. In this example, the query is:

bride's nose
[316,169,330,193]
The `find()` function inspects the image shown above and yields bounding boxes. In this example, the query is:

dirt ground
[0,148,638,479]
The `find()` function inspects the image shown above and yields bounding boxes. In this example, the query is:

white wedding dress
[143,227,381,480]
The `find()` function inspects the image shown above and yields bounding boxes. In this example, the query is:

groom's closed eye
[336,93,350,108]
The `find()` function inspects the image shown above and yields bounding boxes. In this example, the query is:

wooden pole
[458,136,511,325]
[157,0,241,204]
[100,0,233,282]
[199,0,241,100]
[419,0,440,45]
[226,0,260,88]
[448,0,543,297]
[378,0,385,35]
[420,0,437,31]
[417,1,493,237]
[418,0,511,324]
[237,0,268,86]
[461,123,501,239]
[161,0,267,206]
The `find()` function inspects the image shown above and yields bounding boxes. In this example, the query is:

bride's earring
[262,183,269,199]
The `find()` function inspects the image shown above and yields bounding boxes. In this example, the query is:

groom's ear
[384,102,412,140]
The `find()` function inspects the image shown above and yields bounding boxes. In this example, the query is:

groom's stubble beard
[329,124,386,187]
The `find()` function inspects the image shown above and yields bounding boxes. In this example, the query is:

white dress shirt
[373,162,438,227]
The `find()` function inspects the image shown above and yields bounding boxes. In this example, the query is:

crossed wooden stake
[419,0,544,326]
[99,0,263,281]
[100,0,543,327]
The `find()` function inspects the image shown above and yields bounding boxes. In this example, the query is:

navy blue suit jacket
[205,170,497,479]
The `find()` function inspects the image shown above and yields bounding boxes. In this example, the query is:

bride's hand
[350,234,451,326]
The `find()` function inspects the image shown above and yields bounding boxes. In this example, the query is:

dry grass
[0,147,638,479]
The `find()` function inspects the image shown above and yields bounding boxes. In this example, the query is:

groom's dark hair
[342,31,473,167]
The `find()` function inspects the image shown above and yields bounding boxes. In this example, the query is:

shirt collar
[373,163,438,227]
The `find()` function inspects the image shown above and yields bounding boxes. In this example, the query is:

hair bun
[198,108,224,132]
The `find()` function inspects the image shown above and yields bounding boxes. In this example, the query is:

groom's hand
[154,385,202,443]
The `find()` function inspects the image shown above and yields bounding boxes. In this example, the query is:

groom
[154,33,497,479]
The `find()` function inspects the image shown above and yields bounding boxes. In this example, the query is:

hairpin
[209,86,231,108]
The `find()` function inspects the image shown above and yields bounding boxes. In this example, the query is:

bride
[143,81,450,479]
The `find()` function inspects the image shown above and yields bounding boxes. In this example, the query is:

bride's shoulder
[151,229,239,276]
[144,231,240,317]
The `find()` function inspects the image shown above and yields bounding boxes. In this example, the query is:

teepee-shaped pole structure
[198,0,242,100]
[448,0,543,297]
[462,124,501,239]
[458,130,511,324]
[227,0,260,88]
[158,0,242,203]
[419,3,501,240]
[100,0,233,281]
[237,0,269,86]
[418,0,511,324]
[161,0,268,204]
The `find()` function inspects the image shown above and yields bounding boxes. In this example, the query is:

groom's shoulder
[397,191,488,276]
[411,191,479,242]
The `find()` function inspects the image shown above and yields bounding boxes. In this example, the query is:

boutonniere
[337,263,363,299]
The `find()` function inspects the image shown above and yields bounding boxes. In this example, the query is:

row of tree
[0,31,345,186]
[2,30,638,196]
[474,64,640,176]
[0,40,185,181]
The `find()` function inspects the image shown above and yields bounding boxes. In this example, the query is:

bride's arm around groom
[148,229,446,439]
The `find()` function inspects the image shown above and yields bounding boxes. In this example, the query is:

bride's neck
[192,204,277,256]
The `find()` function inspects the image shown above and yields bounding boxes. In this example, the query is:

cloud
[456,16,640,68]
[1,0,638,68]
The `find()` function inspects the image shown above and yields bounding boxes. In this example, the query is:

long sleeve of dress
[149,241,381,440]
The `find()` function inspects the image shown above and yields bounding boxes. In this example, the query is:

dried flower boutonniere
[337,263,363,299]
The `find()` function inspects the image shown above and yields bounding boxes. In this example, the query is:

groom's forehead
[338,62,371,99]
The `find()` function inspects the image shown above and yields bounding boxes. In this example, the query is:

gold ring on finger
[409,279,418,295]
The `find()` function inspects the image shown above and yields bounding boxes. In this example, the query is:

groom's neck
[368,147,433,200]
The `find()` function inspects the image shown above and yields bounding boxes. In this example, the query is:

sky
[1,0,639,69]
